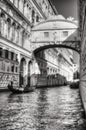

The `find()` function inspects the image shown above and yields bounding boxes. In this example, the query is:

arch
[27,60,32,86]
[19,57,26,86]
[33,44,80,54]
[31,16,80,54]
[0,12,5,18]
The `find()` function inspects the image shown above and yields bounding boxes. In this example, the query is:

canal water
[0,86,86,130]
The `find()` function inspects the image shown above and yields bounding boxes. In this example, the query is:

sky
[51,0,78,20]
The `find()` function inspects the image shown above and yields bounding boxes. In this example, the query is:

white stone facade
[0,0,75,89]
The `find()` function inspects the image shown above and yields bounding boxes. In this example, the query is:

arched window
[7,18,11,40]
[36,15,39,22]
[0,13,5,36]
[16,25,20,44]
[32,10,35,23]
[12,22,16,42]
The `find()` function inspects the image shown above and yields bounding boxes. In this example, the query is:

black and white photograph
[0,0,86,129]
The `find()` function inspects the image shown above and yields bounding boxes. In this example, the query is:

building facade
[31,15,77,87]
[0,0,74,90]
[79,0,86,115]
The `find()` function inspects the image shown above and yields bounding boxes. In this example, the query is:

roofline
[48,0,58,15]
[32,19,78,31]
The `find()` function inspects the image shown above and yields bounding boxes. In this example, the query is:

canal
[0,86,86,130]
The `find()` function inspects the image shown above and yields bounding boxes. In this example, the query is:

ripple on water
[0,86,86,130]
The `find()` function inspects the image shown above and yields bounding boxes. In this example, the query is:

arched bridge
[31,16,80,54]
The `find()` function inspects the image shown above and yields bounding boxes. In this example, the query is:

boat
[8,83,35,94]
[70,79,79,89]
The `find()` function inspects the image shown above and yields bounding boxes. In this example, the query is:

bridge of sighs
[30,16,80,54]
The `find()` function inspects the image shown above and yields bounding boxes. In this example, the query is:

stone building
[0,0,58,90]
[31,15,77,87]
[79,0,86,115]
[0,0,74,90]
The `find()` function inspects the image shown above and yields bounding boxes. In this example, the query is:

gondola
[8,83,35,94]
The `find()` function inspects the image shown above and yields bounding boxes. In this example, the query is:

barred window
[62,31,68,37]
[44,32,49,37]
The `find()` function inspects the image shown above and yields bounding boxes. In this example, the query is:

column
[19,0,23,13]
[7,18,11,40]
[4,19,8,38]
[27,4,30,20]
[14,0,18,8]
[2,47,6,58]
[24,60,29,86]
[1,15,5,37]
[11,22,16,42]
[16,26,20,44]
[28,6,32,22]
[24,0,28,17]
[14,24,18,43]
[9,20,13,41]
[34,12,37,24]
[19,27,23,46]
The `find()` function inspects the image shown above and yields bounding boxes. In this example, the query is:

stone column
[24,0,28,17]
[19,27,23,46]
[14,0,18,8]
[2,47,6,58]
[24,60,29,86]
[9,20,13,41]
[11,22,15,42]
[16,25,20,44]
[28,6,32,22]
[8,50,11,60]
[19,0,23,13]
[7,18,12,40]
[4,17,8,38]
[14,24,18,43]
[1,16,4,37]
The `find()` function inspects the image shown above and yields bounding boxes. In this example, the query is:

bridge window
[44,32,49,37]
[62,31,68,37]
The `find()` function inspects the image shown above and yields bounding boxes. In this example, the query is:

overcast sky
[51,0,78,20]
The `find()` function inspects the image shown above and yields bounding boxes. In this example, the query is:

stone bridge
[31,16,80,54]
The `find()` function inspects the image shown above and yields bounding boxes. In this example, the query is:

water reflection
[8,93,23,103]
[0,86,86,130]
[35,88,48,130]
